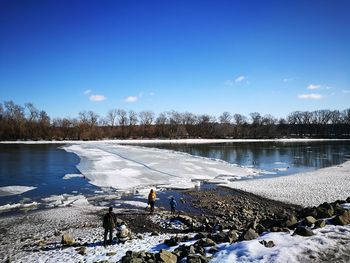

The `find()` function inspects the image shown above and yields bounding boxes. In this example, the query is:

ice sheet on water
[62,173,84,179]
[63,143,257,190]
[0,201,38,211]
[0,185,37,196]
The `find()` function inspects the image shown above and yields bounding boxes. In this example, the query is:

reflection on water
[1,142,349,208]
[139,141,350,177]
[0,144,99,206]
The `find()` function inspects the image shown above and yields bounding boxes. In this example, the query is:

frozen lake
[138,141,350,177]
[1,141,350,207]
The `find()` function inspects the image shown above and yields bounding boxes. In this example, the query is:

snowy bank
[223,160,350,207]
[210,225,350,263]
[0,185,37,196]
[63,143,257,190]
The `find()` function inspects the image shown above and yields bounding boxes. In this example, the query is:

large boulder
[316,203,334,218]
[61,234,75,246]
[304,216,316,226]
[241,228,259,241]
[331,210,350,226]
[196,238,216,247]
[210,230,237,244]
[314,220,326,229]
[187,254,209,263]
[293,226,315,236]
[284,215,298,229]
[156,249,177,263]
[300,207,318,218]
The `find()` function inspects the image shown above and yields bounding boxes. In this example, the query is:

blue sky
[0,0,349,119]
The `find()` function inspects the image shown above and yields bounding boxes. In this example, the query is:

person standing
[169,197,177,215]
[103,207,116,246]
[148,189,156,214]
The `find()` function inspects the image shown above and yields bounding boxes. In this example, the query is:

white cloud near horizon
[235,75,246,83]
[125,96,138,103]
[89,94,106,102]
[298,93,323,100]
[307,84,321,90]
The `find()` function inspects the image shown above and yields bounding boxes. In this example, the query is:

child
[169,197,177,215]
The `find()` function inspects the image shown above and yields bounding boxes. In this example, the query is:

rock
[260,218,280,228]
[177,215,194,225]
[196,238,216,247]
[61,234,75,246]
[255,224,266,234]
[316,204,334,218]
[332,210,350,226]
[346,197,350,203]
[187,254,209,263]
[293,226,315,236]
[156,249,177,263]
[241,228,259,241]
[106,251,117,256]
[151,231,159,236]
[314,220,326,229]
[305,216,316,226]
[164,237,180,247]
[284,215,298,229]
[300,207,318,218]
[54,229,61,236]
[77,246,86,255]
[259,240,275,248]
[227,230,238,243]
[194,232,208,240]
[210,231,236,243]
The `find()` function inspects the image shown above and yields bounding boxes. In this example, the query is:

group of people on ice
[102,188,178,246]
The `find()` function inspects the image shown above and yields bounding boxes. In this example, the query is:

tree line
[0,100,349,141]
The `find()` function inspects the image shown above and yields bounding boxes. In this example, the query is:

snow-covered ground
[223,160,350,207]
[210,225,350,263]
[63,143,257,190]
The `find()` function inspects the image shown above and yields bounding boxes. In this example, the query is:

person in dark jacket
[103,207,117,246]
[169,197,177,215]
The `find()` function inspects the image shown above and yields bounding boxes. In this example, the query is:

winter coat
[148,191,156,203]
[170,199,177,208]
[103,212,116,229]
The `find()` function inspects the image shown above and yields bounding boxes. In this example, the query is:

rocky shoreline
[1,187,350,262]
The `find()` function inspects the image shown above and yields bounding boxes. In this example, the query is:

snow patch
[210,225,350,263]
[224,160,350,207]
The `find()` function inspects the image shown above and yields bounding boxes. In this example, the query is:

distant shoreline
[1,138,350,144]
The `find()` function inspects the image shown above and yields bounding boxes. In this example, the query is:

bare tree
[106,109,118,127]
[219,112,232,124]
[117,109,128,127]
